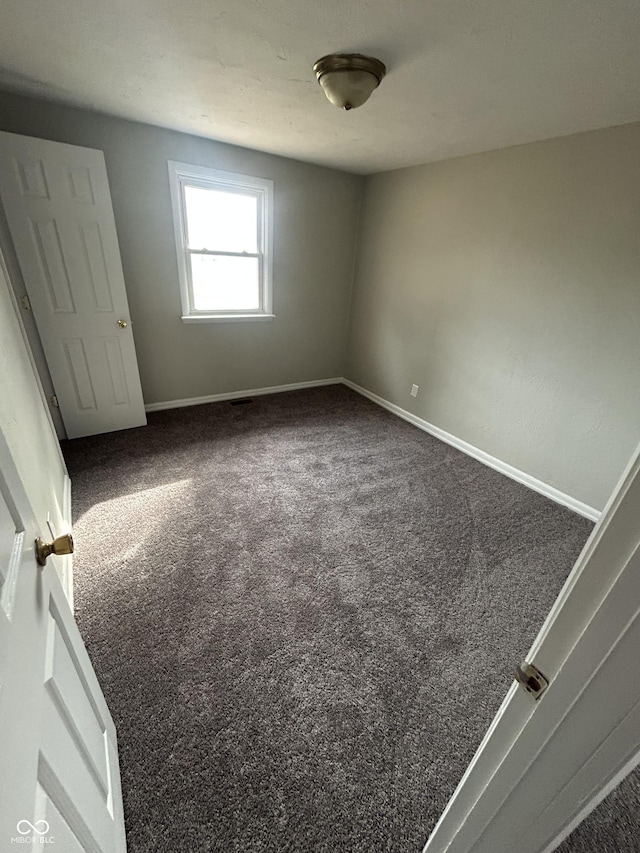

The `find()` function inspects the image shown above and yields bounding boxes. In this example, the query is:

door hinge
[20,294,32,311]
[514,661,549,700]
[50,395,60,408]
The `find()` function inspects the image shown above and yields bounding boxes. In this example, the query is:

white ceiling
[2,0,640,174]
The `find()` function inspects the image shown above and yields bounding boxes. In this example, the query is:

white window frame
[167,161,274,323]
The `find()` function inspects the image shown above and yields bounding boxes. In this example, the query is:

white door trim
[0,244,73,606]
[0,241,67,477]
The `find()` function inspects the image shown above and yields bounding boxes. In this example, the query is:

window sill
[181,314,276,324]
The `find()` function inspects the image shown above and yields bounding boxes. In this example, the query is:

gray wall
[345,122,640,511]
[2,89,638,511]
[0,91,362,404]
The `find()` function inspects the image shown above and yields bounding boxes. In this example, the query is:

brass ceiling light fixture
[313,53,386,111]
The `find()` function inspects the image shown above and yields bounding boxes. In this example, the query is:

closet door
[0,130,146,438]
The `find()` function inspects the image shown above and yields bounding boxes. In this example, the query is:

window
[168,161,274,322]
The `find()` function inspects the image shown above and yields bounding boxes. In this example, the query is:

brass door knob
[35,533,74,566]
[117,319,128,328]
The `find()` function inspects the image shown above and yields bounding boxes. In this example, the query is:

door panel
[36,783,87,853]
[0,131,146,438]
[0,487,21,620]
[43,610,111,794]
[80,222,114,312]
[103,338,130,406]
[31,217,76,312]
[66,337,100,411]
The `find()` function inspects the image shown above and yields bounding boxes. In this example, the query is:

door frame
[0,243,73,604]
[423,440,640,852]
[0,200,66,441]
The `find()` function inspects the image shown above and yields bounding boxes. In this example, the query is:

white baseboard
[144,377,343,413]
[144,374,600,521]
[342,378,601,522]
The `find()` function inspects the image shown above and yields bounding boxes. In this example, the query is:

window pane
[190,254,260,311]
[184,185,258,253]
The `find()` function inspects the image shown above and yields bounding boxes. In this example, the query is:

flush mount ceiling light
[313,53,386,111]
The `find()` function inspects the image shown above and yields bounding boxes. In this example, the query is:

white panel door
[0,131,146,438]
[0,432,126,851]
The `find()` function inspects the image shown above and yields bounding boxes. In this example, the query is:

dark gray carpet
[61,385,632,852]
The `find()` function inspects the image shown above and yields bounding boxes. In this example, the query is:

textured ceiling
[1,0,640,174]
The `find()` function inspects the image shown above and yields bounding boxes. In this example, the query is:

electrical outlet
[411,384,419,398]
